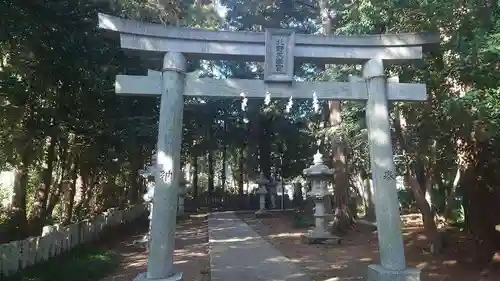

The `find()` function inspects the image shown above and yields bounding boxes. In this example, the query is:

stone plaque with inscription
[264,29,295,82]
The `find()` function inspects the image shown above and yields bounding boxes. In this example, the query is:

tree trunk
[128,169,140,205]
[444,168,461,221]
[208,134,215,207]
[258,116,272,208]
[221,121,227,191]
[208,150,214,192]
[317,0,353,234]
[292,182,304,208]
[29,133,57,234]
[258,117,272,179]
[460,144,500,264]
[221,148,227,191]
[118,181,127,209]
[74,168,90,218]
[238,148,244,195]
[361,169,376,221]
[9,149,30,239]
[394,109,442,253]
[46,137,71,218]
[9,103,36,238]
[46,177,64,218]
[462,178,500,264]
[331,142,354,234]
[192,155,199,197]
[81,175,96,215]
[63,157,78,225]
[406,169,443,254]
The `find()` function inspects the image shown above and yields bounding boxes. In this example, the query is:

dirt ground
[100,214,210,281]
[238,211,500,281]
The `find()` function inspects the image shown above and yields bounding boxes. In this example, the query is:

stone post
[177,177,187,216]
[255,172,270,217]
[301,151,340,244]
[135,52,185,281]
[364,58,419,281]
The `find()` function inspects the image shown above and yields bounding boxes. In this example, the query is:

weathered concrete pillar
[135,52,185,281]
[364,58,419,281]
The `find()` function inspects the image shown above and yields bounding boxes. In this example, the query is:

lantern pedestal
[366,264,420,281]
[133,272,183,281]
[301,196,341,244]
[255,186,272,217]
[255,173,272,217]
[301,232,341,245]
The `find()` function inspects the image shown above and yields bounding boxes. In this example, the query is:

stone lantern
[301,151,341,244]
[137,154,157,245]
[255,172,271,217]
[139,155,157,218]
[177,176,187,216]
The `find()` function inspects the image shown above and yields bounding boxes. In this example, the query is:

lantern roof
[303,151,334,177]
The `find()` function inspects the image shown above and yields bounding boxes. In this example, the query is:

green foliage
[0,209,9,238]
[1,0,500,259]
[0,0,220,234]
[447,88,500,141]
[3,247,119,281]
[449,207,465,226]
[397,189,416,211]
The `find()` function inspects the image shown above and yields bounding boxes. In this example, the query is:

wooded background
[1,0,500,264]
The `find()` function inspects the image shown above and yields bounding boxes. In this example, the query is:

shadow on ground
[238,211,500,281]
[99,214,210,281]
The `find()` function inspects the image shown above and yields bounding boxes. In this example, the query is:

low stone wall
[0,204,147,278]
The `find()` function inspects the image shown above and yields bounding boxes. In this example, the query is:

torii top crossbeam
[98,13,439,82]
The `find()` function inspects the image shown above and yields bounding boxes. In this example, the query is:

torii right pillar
[364,58,420,281]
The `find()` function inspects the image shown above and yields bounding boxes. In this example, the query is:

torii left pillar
[135,52,185,281]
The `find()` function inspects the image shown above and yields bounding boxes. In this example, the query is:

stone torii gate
[98,13,439,281]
